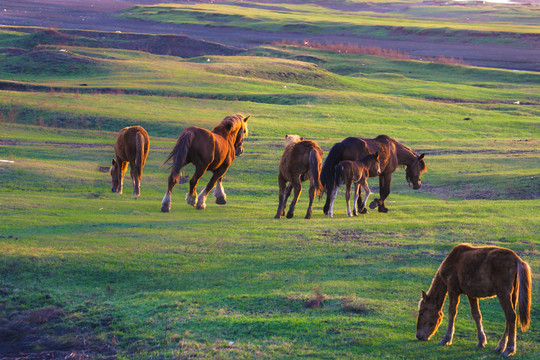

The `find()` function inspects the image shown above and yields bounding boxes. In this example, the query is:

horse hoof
[196,203,206,210]
[501,349,515,357]
[368,199,378,210]
[161,205,170,213]
[378,206,389,213]
[215,197,227,205]
[360,208,368,214]
[286,213,294,219]
[305,214,312,219]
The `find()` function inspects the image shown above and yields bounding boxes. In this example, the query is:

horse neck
[395,142,417,166]
[427,273,448,310]
[213,125,240,145]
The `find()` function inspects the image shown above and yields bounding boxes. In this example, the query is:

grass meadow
[1,14,539,360]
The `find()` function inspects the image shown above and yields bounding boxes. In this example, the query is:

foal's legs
[345,182,353,217]
[467,295,487,348]
[286,177,302,219]
[496,292,517,357]
[439,292,460,346]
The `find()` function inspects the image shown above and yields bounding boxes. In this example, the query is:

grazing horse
[161,114,249,212]
[110,126,150,196]
[416,244,532,357]
[321,135,426,214]
[274,135,324,219]
[327,152,381,218]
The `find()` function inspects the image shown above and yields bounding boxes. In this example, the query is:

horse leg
[360,182,370,214]
[352,183,360,216]
[439,292,460,346]
[497,292,517,356]
[283,183,293,216]
[161,172,178,212]
[305,181,316,219]
[370,174,391,213]
[328,183,340,218]
[197,168,227,209]
[345,182,353,217]
[130,162,141,197]
[117,160,128,194]
[323,187,332,215]
[213,177,227,204]
[467,295,487,348]
[286,178,302,219]
[274,174,287,219]
[186,165,207,207]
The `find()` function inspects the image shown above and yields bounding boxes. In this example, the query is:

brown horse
[110,126,150,196]
[416,243,532,357]
[321,135,426,214]
[327,152,381,218]
[161,114,249,212]
[274,135,324,219]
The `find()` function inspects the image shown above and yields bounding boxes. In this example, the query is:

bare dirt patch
[0,306,116,360]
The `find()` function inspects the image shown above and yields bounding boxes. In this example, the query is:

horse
[110,126,150,196]
[161,114,249,212]
[327,152,381,218]
[274,134,324,219]
[416,243,532,357]
[321,135,426,214]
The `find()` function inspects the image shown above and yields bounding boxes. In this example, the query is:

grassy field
[0,18,539,360]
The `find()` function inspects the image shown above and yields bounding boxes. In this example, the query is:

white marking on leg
[185,191,197,206]
[161,192,171,212]
[328,185,340,218]
[213,181,226,201]
[196,190,207,209]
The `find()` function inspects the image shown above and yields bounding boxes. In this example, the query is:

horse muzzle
[413,182,422,190]
[235,147,244,156]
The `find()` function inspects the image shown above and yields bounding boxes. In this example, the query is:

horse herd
[109,114,531,357]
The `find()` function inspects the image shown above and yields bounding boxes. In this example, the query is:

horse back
[342,137,396,175]
[440,244,522,298]
[338,160,366,184]
[280,140,322,181]
[115,126,149,164]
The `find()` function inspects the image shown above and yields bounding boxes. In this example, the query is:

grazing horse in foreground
[274,135,324,219]
[321,135,426,214]
[161,114,249,212]
[416,243,531,357]
[327,152,381,218]
[110,126,150,196]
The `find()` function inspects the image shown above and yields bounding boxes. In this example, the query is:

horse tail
[321,142,345,193]
[163,130,193,177]
[134,131,145,176]
[309,149,324,195]
[517,260,532,332]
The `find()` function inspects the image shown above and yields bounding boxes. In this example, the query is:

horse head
[416,290,444,341]
[406,153,426,190]
[360,151,381,177]
[233,115,250,156]
[110,158,121,193]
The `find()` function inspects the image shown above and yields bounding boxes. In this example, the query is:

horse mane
[213,114,247,137]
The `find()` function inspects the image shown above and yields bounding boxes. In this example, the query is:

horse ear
[374,152,379,160]
[285,134,288,139]
[243,115,250,122]
[300,137,304,141]
[418,153,425,160]
[421,290,428,301]
[112,159,116,166]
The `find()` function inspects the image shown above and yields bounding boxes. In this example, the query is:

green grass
[0,17,539,360]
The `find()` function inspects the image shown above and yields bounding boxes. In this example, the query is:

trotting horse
[161,114,249,212]
[327,152,381,218]
[321,135,426,214]
[110,126,150,196]
[274,135,324,219]
[416,243,532,357]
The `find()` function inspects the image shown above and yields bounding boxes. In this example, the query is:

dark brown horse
[161,114,249,212]
[110,126,150,196]
[275,135,324,219]
[416,244,532,357]
[321,135,426,214]
[327,152,380,218]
